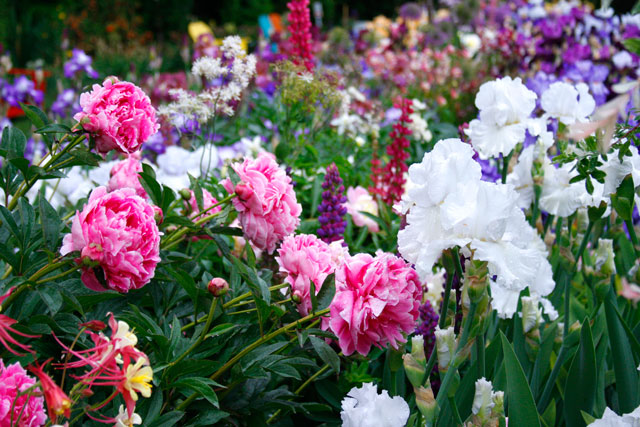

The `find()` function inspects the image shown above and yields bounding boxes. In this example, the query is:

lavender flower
[64,49,99,79]
[1,76,43,106]
[51,89,78,118]
[317,163,347,244]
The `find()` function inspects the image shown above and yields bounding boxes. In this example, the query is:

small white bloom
[459,32,482,56]
[298,72,314,83]
[340,383,410,427]
[613,51,634,69]
[114,404,142,427]
[423,268,446,310]
[588,406,640,426]
[521,295,543,333]
[541,82,595,125]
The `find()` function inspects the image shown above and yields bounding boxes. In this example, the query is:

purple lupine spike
[317,163,347,244]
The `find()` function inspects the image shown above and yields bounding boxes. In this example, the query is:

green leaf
[0,126,26,159]
[139,171,163,205]
[20,103,48,128]
[173,377,219,408]
[623,38,640,55]
[310,336,340,374]
[316,273,335,311]
[611,175,635,220]
[35,123,72,134]
[167,268,198,302]
[604,286,640,412]
[563,318,596,427]
[37,286,63,315]
[147,411,185,427]
[500,331,541,427]
[38,191,62,252]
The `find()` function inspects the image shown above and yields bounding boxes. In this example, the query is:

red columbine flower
[0,287,39,355]
[287,0,314,72]
[28,359,72,421]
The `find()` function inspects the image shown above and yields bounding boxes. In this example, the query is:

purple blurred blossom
[64,49,99,79]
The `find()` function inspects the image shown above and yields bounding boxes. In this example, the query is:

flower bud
[153,205,164,225]
[403,353,425,389]
[595,238,616,277]
[465,260,489,303]
[179,188,192,200]
[472,377,495,422]
[491,390,505,418]
[411,335,426,364]
[521,296,542,334]
[79,320,107,332]
[435,326,456,372]
[292,290,303,304]
[415,385,438,423]
[207,278,229,297]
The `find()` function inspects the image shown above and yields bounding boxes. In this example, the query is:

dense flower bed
[2,1,640,426]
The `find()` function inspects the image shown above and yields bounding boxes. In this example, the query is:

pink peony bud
[208,278,229,297]
[79,320,107,332]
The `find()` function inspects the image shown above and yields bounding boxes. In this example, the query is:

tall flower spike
[287,0,314,72]
[317,163,347,244]
[382,98,413,205]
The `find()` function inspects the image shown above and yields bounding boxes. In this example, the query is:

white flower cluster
[159,35,256,124]
[407,99,432,142]
[465,77,596,159]
[472,378,504,424]
[330,87,380,139]
[340,383,410,427]
[508,138,640,218]
[398,138,555,318]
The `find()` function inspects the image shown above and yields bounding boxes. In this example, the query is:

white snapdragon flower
[541,82,595,125]
[465,77,537,159]
[408,113,432,142]
[340,383,410,427]
[399,138,555,318]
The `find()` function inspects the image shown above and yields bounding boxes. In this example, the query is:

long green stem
[180,283,289,332]
[176,307,330,411]
[476,333,485,378]
[449,395,463,425]
[565,220,593,337]
[2,259,72,310]
[160,193,236,249]
[537,345,568,413]
[170,299,218,368]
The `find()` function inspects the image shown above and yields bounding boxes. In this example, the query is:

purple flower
[51,89,78,118]
[1,76,43,106]
[317,163,347,244]
[142,130,166,155]
[64,49,99,79]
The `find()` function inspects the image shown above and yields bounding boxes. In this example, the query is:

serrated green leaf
[564,318,596,427]
[500,331,541,427]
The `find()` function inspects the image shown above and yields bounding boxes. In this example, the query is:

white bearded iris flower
[399,138,556,318]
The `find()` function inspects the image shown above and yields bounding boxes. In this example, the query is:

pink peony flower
[74,77,159,155]
[345,186,380,233]
[186,189,221,223]
[61,187,161,293]
[0,359,47,427]
[222,153,302,253]
[325,251,421,356]
[276,234,337,316]
[107,154,147,199]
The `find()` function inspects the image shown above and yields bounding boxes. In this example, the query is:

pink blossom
[61,187,161,293]
[345,186,380,233]
[107,154,147,199]
[0,360,47,427]
[74,77,159,155]
[222,153,301,253]
[621,278,640,304]
[325,251,421,356]
[276,234,337,316]
[186,189,221,223]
